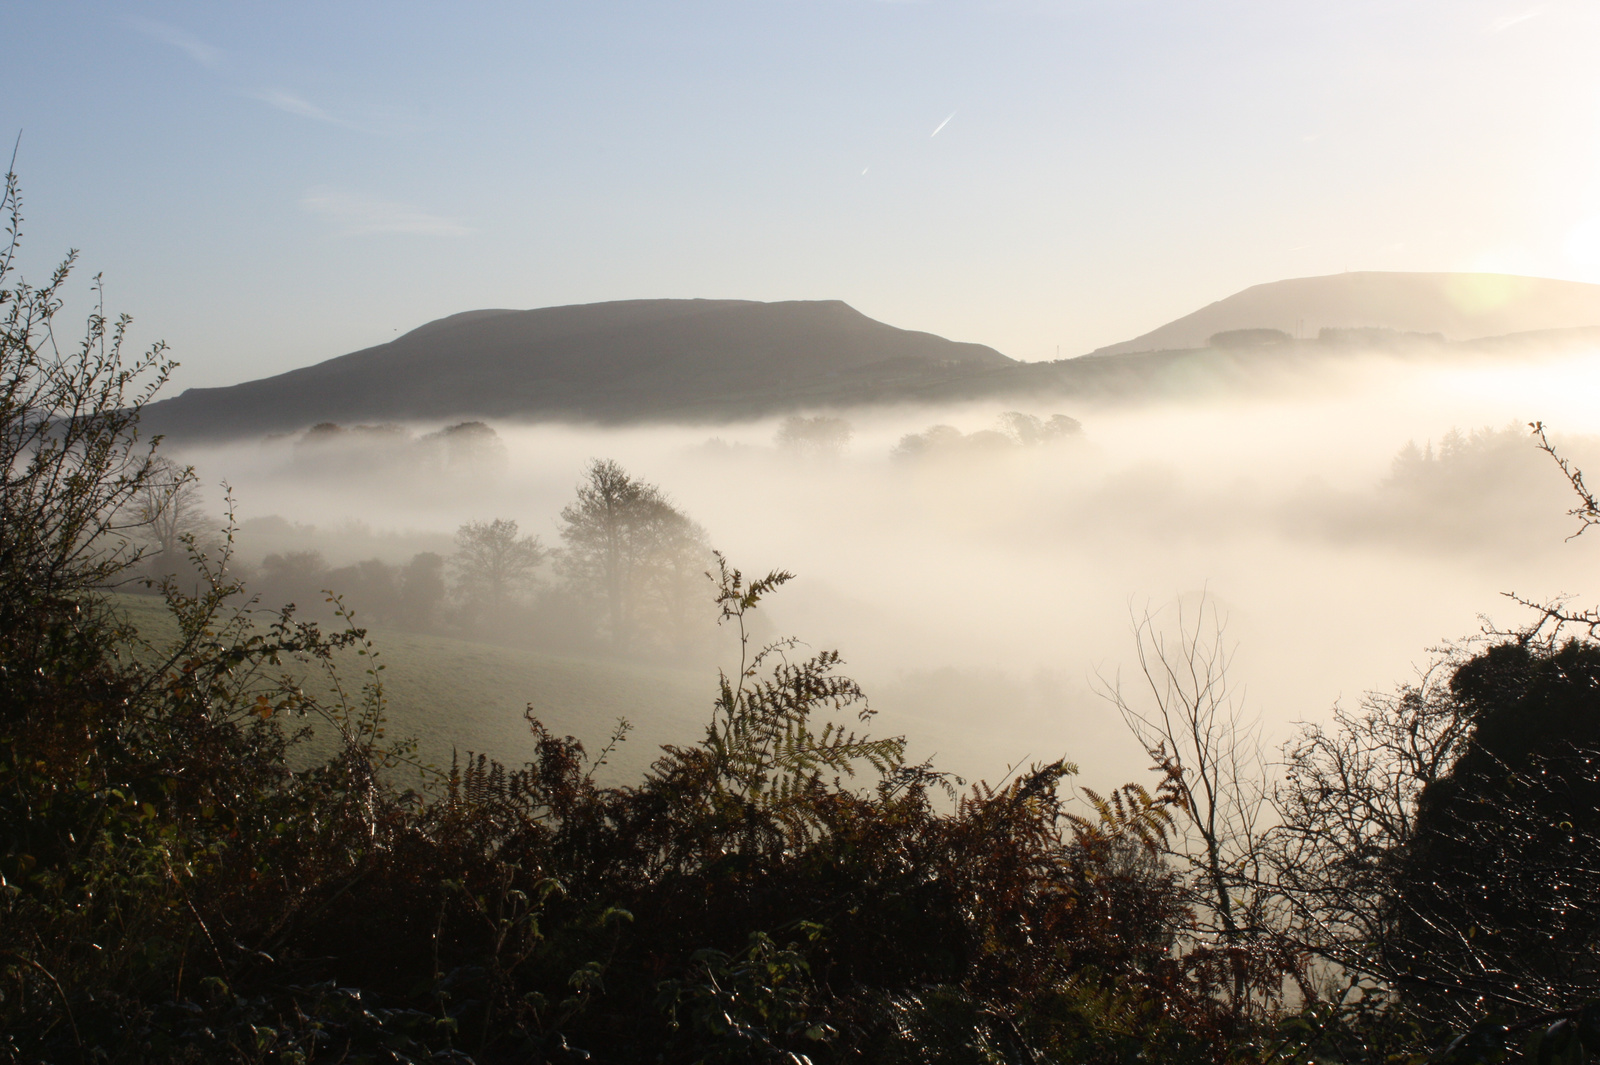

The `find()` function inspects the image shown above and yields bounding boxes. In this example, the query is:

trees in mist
[421,419,508,473]
[1385,424,1536,495]
[255,549,331,613]
[892,410,1082,460]
[999,410,1082,445]
[775,414,853,457]
[1208,328,1292,349]
[451,518,545,629]
[250,549,446,630]
[232,460,716,656]
[289,419,509,478]
[557,458,711,652]
[130,456,216,581]
[396,550,446,629]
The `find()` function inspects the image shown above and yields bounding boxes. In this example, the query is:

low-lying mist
[162,347,1600,791]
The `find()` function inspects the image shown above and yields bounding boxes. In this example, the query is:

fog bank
[164,349,1600,790]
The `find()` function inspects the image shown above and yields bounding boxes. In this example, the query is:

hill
[141,275,1600,439]
[1088,271,1600,356]
[141,298,1015,439]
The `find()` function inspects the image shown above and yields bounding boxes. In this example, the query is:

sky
[6,0,1600,389]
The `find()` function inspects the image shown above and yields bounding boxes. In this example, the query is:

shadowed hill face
[142,298,1015,439]
[1089,272,1600,356]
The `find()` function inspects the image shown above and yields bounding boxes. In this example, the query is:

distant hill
[142,276,1600,439]
[1088,272,1600,356]
[142,298,1015,439]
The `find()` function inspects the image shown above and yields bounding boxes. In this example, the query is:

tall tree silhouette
[557,459,709,652]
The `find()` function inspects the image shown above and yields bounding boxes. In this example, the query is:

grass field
[110,594,715,785]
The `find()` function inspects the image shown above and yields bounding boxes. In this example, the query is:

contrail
[930,111,956,138]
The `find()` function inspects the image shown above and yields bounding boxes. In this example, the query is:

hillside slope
[112,595,709,783]
[1089,272,1600,356]
[142,298,1015,439]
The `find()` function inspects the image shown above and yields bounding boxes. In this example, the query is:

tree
[998,411,1082,445]
[1208,328,1292,349]
[0,165,402,1058]
[1250,424,1600,1056]
[891,413,1081,461]
[1265,639,1600,1040]
[451,517,544,626]
[775,415,852,458]
[0,161,173,673]
[1101,596,1305,1021]
[422,420,508,473]
[1381,640,1600,1025]
[890,424,966,461]
[397,550,446,629]
[1263,654,1473,1001]
[557,458,710,653]
[255,548,330,612]
[130,455,214,579]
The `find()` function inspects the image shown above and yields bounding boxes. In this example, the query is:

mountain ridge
[144,298,1014,439]
[142,273,1600,440]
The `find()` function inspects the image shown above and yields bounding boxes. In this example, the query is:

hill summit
[141,298,1014,439]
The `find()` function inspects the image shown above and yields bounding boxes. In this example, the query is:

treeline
[137,409,1088,653]
[8,171,1600,1064]
[288,418,510,477]
[132,458,715,659]
[893,411,1082,460]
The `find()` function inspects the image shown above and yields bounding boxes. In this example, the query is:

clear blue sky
[6,0,1599,388]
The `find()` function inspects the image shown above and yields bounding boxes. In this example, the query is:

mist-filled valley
[141,345,1600,792]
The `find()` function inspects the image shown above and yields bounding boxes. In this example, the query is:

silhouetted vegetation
[452,519,546,633]
[892,411,1082,461]
[288,420,509,480]
[775,415,854,458]
[556,459,713,655]
[1208,328,1293,349]
[145,463,718,661]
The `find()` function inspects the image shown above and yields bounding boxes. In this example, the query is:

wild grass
[109,593,708,782]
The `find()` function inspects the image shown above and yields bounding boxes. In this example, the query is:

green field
[110,595,715,784]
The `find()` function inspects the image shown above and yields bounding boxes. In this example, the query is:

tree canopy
[557,458,711,652]
[452,517,546,626]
